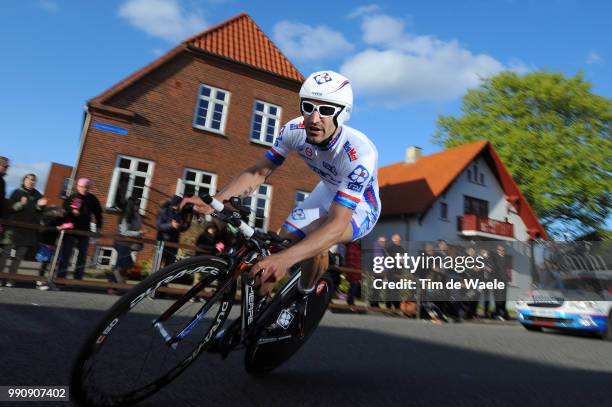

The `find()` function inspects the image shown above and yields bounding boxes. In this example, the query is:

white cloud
[4,162,51,196]
[37,0,59,14]
[273,21,354,62]
[347,4,382,19]
[586,50,603,65]
[118,0,207,43]
[340,14,523,105]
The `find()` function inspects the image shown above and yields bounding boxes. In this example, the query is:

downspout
[68,105,92,193]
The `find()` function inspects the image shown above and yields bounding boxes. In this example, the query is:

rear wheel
[71,256,236,407]
[244,275,333,375]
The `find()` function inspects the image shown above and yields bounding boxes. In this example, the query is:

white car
[515,272,612,340]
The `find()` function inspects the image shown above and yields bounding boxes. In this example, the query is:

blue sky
[1,0,610,201]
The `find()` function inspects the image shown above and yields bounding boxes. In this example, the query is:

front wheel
[244,274,333,375]
[71,256,236,407]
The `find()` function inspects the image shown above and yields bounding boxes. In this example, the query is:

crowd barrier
[0,218,379,313]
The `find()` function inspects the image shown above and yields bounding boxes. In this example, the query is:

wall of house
[409,156,530,242]
[75,52,319,256]
[44,163,73,207]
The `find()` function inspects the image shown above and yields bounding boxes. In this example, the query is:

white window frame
[95,246,117,270]
[249,99,282,146]
[176,168,217,198]
[193,84,231,135]
[243,183,273,231]
[106,155,155,214]
[294,190,310,207]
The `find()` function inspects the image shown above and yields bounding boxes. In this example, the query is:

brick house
[65,13,319,264]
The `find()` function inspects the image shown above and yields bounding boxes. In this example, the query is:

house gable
[378,141,547,240]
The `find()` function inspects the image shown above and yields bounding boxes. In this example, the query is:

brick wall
[75,51,319,260]
[44,162,73,207]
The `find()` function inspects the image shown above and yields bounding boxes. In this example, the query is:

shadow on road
[1,302,610,407]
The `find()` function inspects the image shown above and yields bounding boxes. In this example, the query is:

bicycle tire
[71,256,236,407]
[244,274,333,375]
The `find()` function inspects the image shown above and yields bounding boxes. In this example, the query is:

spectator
[57,177,103,280]
[479,247,494,318]
[370,236,387,307]
[156,195,189,268]
[462,245,480,319]
[434,239,461,322]
[344,240,362,306]
[196,222,224,254]
[385,233,406,310]
[0,156,8,224]
[0,174,47,286]
[491,244,511,320]
[35,206,71,290]
[0,156,8,271]
[109,197,143,294]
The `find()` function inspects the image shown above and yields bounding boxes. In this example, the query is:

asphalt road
[1,286,611,407]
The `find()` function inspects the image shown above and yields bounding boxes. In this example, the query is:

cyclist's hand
[250,254,292,285]
[180,196,213,215]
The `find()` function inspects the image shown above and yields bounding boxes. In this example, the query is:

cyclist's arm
[215,156,277,201]
[279,202,353,264]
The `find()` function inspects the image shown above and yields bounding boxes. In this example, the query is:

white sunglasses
[301,100,343,117]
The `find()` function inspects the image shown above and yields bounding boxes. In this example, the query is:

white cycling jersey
[265,116,381,240]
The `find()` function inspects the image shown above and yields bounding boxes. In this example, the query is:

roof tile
[186,13,303,82]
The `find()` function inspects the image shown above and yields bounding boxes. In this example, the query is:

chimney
[405,146,422,164]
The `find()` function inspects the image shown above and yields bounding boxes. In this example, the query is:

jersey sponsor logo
[314,72,332,84]
[347,182,364,192]
[291,208,306,220]
[308,165,339,185]
[298,144,313,160]
[343,141,358,161]
[274,131,284,147]
[348,165,370,184]
[322,161,338,176]
[289,122,305,130]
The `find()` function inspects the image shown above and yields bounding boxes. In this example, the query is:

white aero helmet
[299,70,353,127]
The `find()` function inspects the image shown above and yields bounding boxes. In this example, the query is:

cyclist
[183,70,380,300]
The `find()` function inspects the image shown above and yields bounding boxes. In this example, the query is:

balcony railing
[457,214,514,238]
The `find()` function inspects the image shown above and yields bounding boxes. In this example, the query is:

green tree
[434,71,611,238]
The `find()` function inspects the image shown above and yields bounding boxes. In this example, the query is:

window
[250,100,281,145]
[107,155,154,212]
[440,202,448,220]
[177,169,217,198]
[95,246,117,270]
[468,163,485,185]
[464,196,489,218]
[294,190,310,207]
[59,177,71,199]
[193,84,230,134]
[242,184,272,231]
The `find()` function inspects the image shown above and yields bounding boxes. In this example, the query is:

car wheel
[523,324,542,332]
